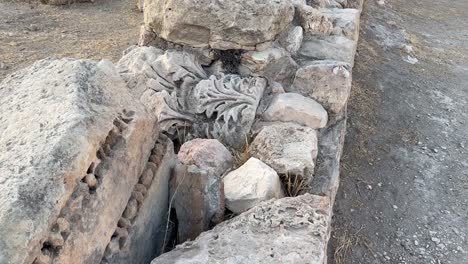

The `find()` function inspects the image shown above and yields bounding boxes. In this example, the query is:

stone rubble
[0,0,364,262]
[263,92,328,129]
[223,158,284,214]
[151,194,333,264]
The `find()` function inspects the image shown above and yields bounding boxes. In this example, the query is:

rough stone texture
[144,0,295,50]
[290,60,352,115]
[324,8,361,40]
[178,139,234,176]
[151,194,332,264]
[239,47,298,87]
[118,46,266,149]
[0,59,158,264]
[298,5,333,35]
[170,163,225,243]
[298,35,357,65]
[263,93,328,129]
[250,123,318,180]
[101,135,176,264]
[309,118,346,203]
[223,158,284,213]
[278,26,304,55]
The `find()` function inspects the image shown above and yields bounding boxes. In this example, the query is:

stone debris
[291,60,352,115]
[263,92,328,129]
[250,123,318,181]
[178,139,234,176]
[144,0,294,50]
[0,59,159,264]
[223,158,284,213]
[151,194,332,264]
[0,0,364,262]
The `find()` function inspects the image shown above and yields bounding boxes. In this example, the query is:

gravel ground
[0,0,141,80]
[331,0,468,263]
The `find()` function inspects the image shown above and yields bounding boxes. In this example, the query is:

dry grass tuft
[280,173,308,197]
[333,226,367,264]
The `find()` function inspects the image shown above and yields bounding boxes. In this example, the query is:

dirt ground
[0,0,142,80]
[331,0,468,263]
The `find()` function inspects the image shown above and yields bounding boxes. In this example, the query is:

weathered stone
[239,47,298,87]
[151,194,332,264]
[298,35,357,65]
[263,93,328,129]
[278,26,304,55]
[0,59,158,264]
[250,123,318,179]
[324,8,361,40]
[298,5,333,35]
[290,60,352,115]
[223,158,284,213]
[178,139,233,176]
[144,0,294,50]
[190,74,266,148]
[170,163,224,243]
[118,47,266,149]
[40,0,92,5]
[310,118,346,203]
[102,136,176,264]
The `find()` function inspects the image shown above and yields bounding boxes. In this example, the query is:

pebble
[393,205,398,209]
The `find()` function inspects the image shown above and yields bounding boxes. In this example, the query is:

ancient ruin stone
[263,93,328,129]
[298,5,333,35]
[170,163,225,243]
[324,8,361,40]
[239,47,298,87]
[250,123,318,180]
[118,46,266,149]
[151,194,332,264]
[299,35,358,65]
[144,0,294,50]
[101,135,176,264]
[0,59,158,264]
[278,26,304,55]
[178,139,234,176]
[291,60,352,115]
[223,158,284,214]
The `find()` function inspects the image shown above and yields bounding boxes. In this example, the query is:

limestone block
[170,164,225,243]
[298,35,357,65]
[178,139,233,176]
[297,5,333,35]
[278,26,304,55]
[263,93,328,129]
[144,0,294,50]
[151,194,332,264]
[0,59,158,264]
[250,123,318,180]
[223,158,284,214]
[324,8,361,40]
[239,47,298,87]
[101,135,176,264]
[290,60,352,115]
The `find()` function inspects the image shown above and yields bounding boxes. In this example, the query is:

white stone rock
[298,35,357,65]
[151,194,333,264]
[0,59,159,264]
[239,47,298,87]
[178,139,234,176]
[263,93,328,129]
[223,158,284,213]
[250,123,318,179]
[297,5,333,35]
[323,8,361,40]
[290,60,352,115]
[278,26,304,55]
[144,0,294,50]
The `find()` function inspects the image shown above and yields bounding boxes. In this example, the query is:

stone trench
[0,0,363,263]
